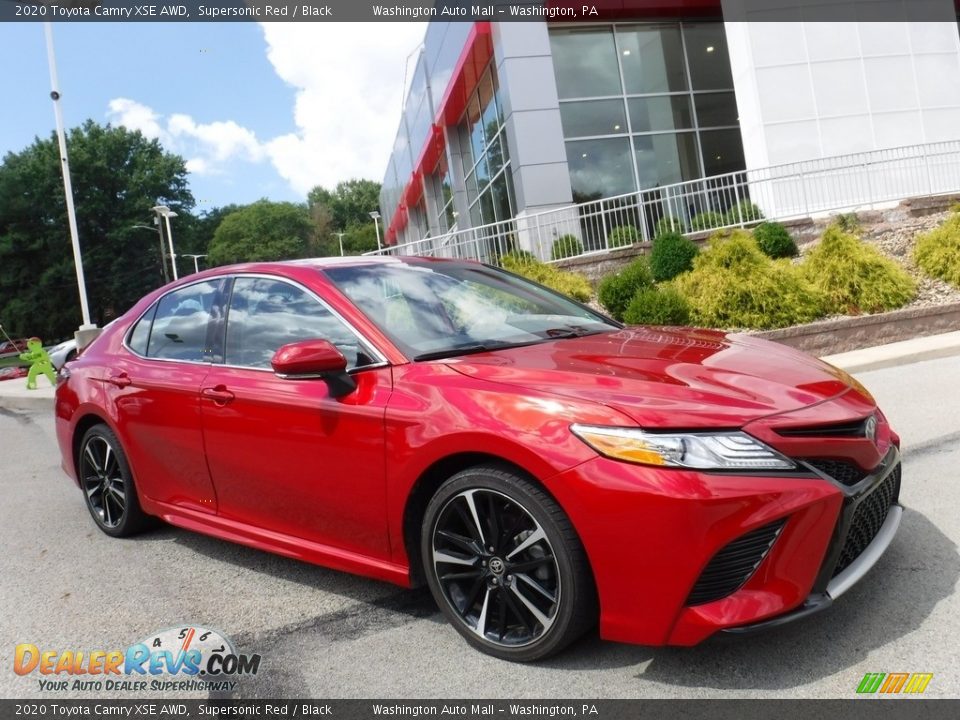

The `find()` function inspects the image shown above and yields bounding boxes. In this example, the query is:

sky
[0,22,427,213]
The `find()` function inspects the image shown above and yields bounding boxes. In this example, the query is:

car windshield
[324,261,619,360]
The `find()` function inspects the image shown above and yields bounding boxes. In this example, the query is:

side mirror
[271,339,356,398]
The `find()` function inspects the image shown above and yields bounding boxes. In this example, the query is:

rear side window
[225,277,372,369]
[146,281,222,362]
[126,304,157,356]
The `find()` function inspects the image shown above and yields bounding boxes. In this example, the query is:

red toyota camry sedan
[55,257,902,661]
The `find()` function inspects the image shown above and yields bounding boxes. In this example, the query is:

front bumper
[724,447,902,635]
[546,445,902,647]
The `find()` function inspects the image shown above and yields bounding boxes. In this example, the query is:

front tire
[77,425,151,537]
[421,465,596,661]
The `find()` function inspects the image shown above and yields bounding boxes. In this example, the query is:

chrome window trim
[121,276,224,366]
[121,272,391,372]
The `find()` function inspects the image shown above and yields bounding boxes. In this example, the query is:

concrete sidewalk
[2,330,959,414]
[0,375,55,413]
[820,330,960,373]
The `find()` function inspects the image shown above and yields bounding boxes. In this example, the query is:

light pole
[369,211,382,252]
[183,254,207,274]
[151,205,179,280]
[44,22,94,333]
[335,232,346,257]
[131,223,169,284]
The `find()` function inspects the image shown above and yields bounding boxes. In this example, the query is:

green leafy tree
[207,200,314,266]
[307,178,382,255]
[0,121,193,341]
[308,179,381,230]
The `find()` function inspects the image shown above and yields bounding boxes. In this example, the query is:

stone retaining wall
[754,302,960,356]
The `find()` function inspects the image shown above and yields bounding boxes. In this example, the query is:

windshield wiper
[540,326,608,339]
[414,343,501,361]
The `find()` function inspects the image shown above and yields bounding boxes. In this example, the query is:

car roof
[284,255,475,269]
[184,255,481,279]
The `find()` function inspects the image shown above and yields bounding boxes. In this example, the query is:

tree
[207,200,314,266]
[174,203,241,274]
[0,121,193,341]
[308,179,381,230]
[307,178,382,256]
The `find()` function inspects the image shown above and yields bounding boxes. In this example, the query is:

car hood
[444,327,861,428]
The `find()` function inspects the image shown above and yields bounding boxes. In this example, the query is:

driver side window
[224,277,372,370]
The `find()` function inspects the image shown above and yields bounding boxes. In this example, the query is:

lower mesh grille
[686,519,786,606]
[833,465,901,576]
[804,459,868,487]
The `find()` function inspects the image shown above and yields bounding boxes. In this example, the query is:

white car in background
[48,338,77,370]
[49,320,117,369]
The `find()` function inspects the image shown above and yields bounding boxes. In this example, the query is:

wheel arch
[402,451,572,587]
[70,412,117,479]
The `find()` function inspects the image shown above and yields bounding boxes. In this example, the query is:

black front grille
[833,465,901,576]
[686,519,786,606]
[777,417,871,438]
[804,459,869,487]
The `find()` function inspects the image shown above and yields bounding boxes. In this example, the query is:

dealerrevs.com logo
[14,626,261,693]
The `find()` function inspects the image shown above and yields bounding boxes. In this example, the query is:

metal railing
[369,140,960,265]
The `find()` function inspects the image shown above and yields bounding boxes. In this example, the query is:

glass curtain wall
[457,64,516,231]
[427,154,456,234]
[550,23,745,207]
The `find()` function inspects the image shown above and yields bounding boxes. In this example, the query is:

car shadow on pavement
[552,507,957,688]
[123,503,954,688]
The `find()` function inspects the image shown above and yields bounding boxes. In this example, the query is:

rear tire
[421,464,596,661]
[77,424,151,538]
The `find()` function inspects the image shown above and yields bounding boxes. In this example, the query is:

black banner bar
[1,700,959,720]
[0,0,957,23]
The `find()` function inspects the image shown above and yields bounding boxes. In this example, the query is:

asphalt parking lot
[1,355,958,699]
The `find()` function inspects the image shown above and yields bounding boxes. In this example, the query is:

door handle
[202,385,235,405]
[107,374,131,388]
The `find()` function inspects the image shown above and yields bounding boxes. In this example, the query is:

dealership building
[379,1,960,257]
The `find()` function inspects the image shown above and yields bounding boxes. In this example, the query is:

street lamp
[151,205,179,280]
[45,22,94,336]
[183,254,208,274]
[369,210,382,252]
[131,223,169,284]
[335,232,346,257]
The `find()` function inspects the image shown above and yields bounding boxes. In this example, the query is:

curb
[0,379,56,414]
[822,330,960,373]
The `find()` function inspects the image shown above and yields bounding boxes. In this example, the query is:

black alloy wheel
[422,465,596,661]
[77,425,150,537]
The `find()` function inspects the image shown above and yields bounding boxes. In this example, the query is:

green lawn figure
[19,337,57,390]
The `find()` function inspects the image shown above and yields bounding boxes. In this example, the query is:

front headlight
[570,424,795,471]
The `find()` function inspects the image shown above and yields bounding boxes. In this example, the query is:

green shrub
[753,221,798,259]
[623,286,691,326]
[725,201,765,225]
[673,231,826,329]
[654,216,686,237]
[500,249,536,266]
[598,258,654,320]
[551,234,584,260]
[950,202,960,214]
[834,212,861,234]
[801,226,916,314]
[913,212,960,288]
[501,254,593,303]
[650,231,699,282]
[608,224,639,248]
[690,211,727,232]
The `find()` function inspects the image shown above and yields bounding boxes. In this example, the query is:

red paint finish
[56,257,901,647]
